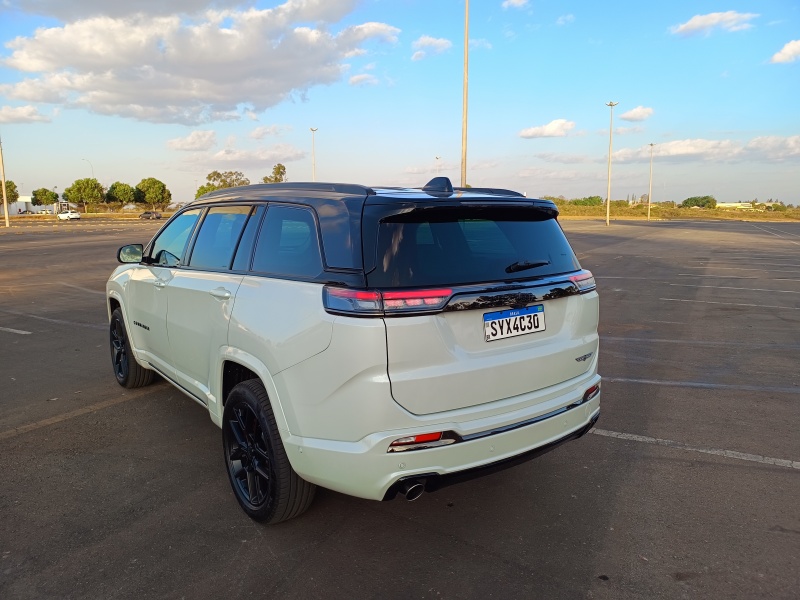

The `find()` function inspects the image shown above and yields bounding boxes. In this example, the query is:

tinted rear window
[367,208,579,288]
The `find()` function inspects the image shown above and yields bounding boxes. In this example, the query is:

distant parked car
[139,211,162,220]
[57,210,81,220]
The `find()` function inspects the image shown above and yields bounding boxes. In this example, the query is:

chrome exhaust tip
[400,480,425,501]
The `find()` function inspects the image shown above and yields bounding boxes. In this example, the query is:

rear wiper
[505,259,550,274]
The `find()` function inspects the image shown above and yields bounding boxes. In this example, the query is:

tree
[3,180,20,205]
[63,178,104,211]
[681,195,716,209]
[135,178,172,209]
[570,196,603,206]
[106,182,136,207]
[31,188,58,206]
[262,164,287,184]
[195,170,250,198]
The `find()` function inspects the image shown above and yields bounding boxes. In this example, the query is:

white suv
[107,178,600,523]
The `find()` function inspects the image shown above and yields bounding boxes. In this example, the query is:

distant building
[716,202,756,210]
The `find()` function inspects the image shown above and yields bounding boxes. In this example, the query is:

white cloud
[670,11,759,36]
[6,0,358,21]
[0,104,50,123]
[502,0,529,9]
[249,125,289,139]
[519,119,575,138]
[534,153,593,164]
[469,38,492,50]
[349,73,378,86]
[745,136,800,160]
[620,106,653,122]
[167,130,216,151]
[517,167,603,181]
[615,126,644,135]
[411,51,426,61]
[0,3,400,125]
[770,40,800,64]
[411,35,453,55]
[614,139,744,163]
[556,14,574,26]
[210,143,306,167]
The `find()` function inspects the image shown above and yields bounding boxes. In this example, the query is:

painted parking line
[0,309,106,330]
[602,336,800,350]
[659,298,800,311]
[669,283,800,294]
[749,224,800,245]
[603,376,800,395]
[0,326,31,335]
[0,388,154,441]
[590,428,800,470]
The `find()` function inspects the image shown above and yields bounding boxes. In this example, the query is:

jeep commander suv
[107,177,600,524]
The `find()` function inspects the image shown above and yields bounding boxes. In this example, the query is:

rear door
[366,203,599,416]
[166,205,251,402]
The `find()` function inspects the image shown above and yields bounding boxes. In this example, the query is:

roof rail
[201,182,376,198]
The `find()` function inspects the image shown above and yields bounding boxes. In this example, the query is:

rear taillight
[323,286,452,316]
[569,269,596,293]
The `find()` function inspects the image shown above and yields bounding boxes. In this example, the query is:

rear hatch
[363,197,599,416]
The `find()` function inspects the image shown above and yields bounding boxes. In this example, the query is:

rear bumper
[282,382,600,501]
[383,411,599,500]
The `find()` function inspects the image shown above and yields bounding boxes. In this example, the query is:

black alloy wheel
[222,380,316,523]
[109,308,154,388]
[225,402,274,510]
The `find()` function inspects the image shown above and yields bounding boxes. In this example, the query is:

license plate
[484,305,545,342]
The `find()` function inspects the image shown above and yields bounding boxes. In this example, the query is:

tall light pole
[605,101,618,227]
[310,128,318,182]
[460,0,469,188]
[82,158,94,179]
[647,143,655,222]
[435,156,441,175]
[0,134,9,228]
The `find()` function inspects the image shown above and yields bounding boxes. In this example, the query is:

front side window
[150,209,202,267]
[188,205,251,270]
[252,206,323,278]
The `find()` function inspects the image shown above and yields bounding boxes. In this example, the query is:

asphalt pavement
[1,217,798,599]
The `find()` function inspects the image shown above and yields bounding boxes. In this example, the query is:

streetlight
[647,143,655,222]
[310,128,318,182]
[82,158,94,179]
[435,156,441,175]
[0,134,8,228]
[605,101,618,227]
[460,0,469,188]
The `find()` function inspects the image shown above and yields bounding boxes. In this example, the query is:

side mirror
[117,244,144,264]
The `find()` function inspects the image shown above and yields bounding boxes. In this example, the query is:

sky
[0,0,798,205]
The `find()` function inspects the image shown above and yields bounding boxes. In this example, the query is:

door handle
[154,279,167,288]
[209,288,232,300]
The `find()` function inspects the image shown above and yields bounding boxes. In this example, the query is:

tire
[222,379,316,524]
[109,308,154,388]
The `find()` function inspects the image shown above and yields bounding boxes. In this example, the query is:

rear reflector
[583,383,601,402]
[569,270,596,293]
[387,431,458,453]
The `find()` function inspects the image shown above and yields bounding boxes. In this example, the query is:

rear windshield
[366,207,580,288]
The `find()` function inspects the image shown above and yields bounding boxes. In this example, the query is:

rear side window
[251,205,323,278]
[188,206,251,269]
[367,207,580,288]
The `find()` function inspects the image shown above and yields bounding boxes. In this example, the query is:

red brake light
[323,286,453,316]
[569,270,596,293]
[382,289,452,311]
